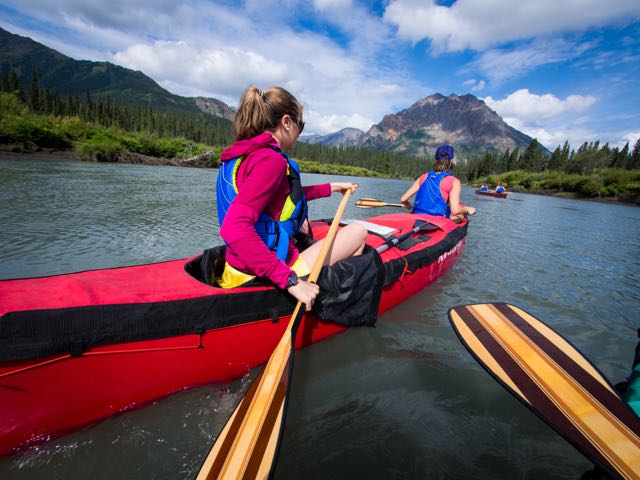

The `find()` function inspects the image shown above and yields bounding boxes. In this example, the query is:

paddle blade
[355,197,404,208]
[449,303,640,479]
[355,198,386,208]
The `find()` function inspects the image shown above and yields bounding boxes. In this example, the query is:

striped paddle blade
[449,303,640,480]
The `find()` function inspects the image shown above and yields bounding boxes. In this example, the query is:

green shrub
[0,93,29,117]
[75,131,125,162]
[0,113,71,149]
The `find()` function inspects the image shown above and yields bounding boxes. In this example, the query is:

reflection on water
[1,158,639,479]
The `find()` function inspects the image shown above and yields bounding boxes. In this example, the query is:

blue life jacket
[412,170,451,217]
[216,146,308,262]
[480,185,488,191]
[496,185,505,193]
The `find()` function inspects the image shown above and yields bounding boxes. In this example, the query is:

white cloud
[463,79,485,93]
[621,132,640,148]
[484,89,599,149]
[383,0,640,52]
[0,21,109,61]
[313,0,352,11]
[468,38,593,83]
[484,89,596,122]
[1,0,422,135]
[113,41,289,100]
[307,109,373,133]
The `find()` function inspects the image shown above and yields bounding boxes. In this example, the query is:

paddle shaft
[355,197,405,208]
[197,190,352,480]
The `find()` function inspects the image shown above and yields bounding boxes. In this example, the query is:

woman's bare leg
[300,223,367,268]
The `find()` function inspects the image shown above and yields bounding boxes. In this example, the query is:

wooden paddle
[449,303,640,479]
[196,190,352,480]
[355,197,406,209]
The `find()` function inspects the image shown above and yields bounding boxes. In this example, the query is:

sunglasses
[296,119,305,134]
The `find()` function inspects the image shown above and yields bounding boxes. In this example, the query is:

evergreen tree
[497,149,510,173]
[30,70,40,112]
[612,142,629,169]
[548,146,564,171]
[630,138,640,170]
[520,139,543,171]
[561,141,570,165]
[507,147,519,171]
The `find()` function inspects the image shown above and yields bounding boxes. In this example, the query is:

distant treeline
[2,68,639,186]
[1,68,431,177]
[465,138,640,179]
[0,69,233,146]
[292,142,428,178]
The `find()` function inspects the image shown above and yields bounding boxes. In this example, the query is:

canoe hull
[0,213,467,456]
[475,190,508,198]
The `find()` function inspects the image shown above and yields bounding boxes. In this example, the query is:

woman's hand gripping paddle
[355,197,407,209]
[196,190,353,480]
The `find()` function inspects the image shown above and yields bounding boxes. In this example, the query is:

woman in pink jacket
[217,85,367,311]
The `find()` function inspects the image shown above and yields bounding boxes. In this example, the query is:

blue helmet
[435,145,455,160]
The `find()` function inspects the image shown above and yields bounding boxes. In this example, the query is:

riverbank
[3,147,638,205]
[0,145,188,166]
[474,169,640,205]
[0,145,386,178]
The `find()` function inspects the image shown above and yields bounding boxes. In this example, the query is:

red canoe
[475,189,508,198]
[0,212,468,456]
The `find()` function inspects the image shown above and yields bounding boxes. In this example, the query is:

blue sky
[1,0,639,150]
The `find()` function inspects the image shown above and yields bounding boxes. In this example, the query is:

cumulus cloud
[1,0,422,134]
[484,89,598,149]
[383,0,640,52]
[307,110,373,133]
[484,89,596,122]
[113,41,289,100]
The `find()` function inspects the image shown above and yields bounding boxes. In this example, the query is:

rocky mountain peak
[358,93,536,158]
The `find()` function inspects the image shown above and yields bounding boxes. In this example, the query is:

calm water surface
[1,158,638,479]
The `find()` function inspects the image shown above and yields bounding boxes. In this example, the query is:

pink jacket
[218,132,331,289]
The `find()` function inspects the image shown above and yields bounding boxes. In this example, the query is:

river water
[0,158,638,479]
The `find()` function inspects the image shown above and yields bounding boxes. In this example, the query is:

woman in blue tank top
[400,145,476,222]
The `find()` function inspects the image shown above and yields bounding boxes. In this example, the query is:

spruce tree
[630,138,640,170]
[30,70,40,112]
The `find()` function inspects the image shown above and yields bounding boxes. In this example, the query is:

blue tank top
[412,170,451,217]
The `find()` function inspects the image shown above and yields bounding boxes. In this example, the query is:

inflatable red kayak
[475,189,508,198]
[0,212,467,456]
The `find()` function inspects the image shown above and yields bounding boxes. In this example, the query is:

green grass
[0,92,218,163]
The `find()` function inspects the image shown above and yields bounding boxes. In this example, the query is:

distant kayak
[475,190,508,198]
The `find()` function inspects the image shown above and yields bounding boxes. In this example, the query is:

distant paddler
[400,144,476,222]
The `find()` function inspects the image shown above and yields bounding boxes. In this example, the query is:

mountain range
[0,27,234,121]
[1,26,544,156]
[302,93,543,157]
